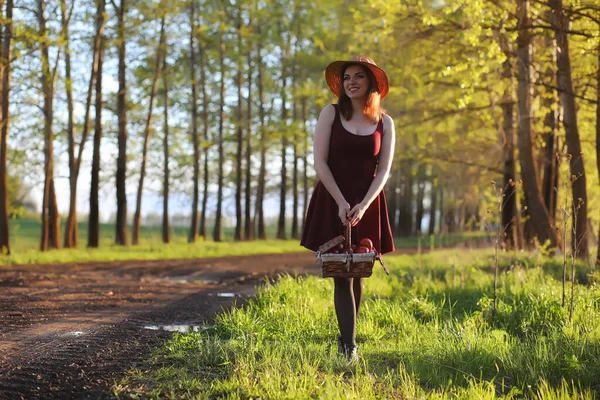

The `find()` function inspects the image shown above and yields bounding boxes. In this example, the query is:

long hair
[337,63,385,124]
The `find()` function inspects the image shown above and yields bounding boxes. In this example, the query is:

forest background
[0,0,599,264]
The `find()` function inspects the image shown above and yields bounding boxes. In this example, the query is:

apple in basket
[356,246,370,254]
[359,238,374,251]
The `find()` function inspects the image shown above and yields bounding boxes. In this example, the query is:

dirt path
[0,251,326,399]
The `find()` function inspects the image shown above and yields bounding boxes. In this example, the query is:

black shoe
[345,343,358,364]
[337,336,358,364]
[337,336,345,355]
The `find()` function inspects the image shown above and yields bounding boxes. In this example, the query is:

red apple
[330,249,339,254]
[351,244,357,251]
[359,238,374,251]
[337,243,345,251]
[356,246,370,253]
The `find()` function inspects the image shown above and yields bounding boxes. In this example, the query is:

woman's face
[343,65,370,99]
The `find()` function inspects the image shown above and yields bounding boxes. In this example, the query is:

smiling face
[342,64,371,100]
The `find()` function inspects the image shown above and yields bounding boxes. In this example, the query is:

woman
[301,56,396,363]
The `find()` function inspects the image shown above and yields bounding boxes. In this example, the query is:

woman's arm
[313,104,351,224]
[347,114,396,226]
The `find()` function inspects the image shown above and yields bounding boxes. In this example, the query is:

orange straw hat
[325,56,390,99]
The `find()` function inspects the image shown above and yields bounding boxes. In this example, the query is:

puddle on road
[141,324,208,333]
[216,292,237,298]
[196,279,219,285]
[167,278,189,284]
[165,278,220,285]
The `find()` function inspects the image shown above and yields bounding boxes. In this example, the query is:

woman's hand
[338,201,351,225]
[347,202,367,226]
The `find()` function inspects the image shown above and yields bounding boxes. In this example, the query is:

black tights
[333,277,363,346]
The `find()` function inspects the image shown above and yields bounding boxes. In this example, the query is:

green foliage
[116,249,600,398]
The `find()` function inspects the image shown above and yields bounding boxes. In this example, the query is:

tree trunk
[255,26,266,240]
[162,42,170,244]
[515,0,558,250]
[550,0,588,259]
[438,185,445,236]
[596,28,600,266]
[0,0,13,255]
[132,16,165,245]
[188,0,199,243]
[397,159,413,237]
[301,94,309,232]
[199,24,209,239]
[428,174,437,236]
[541,20,559,227]
[39,0,61,251]
[234,9,243,241]
[114,0,128,246]
[244,37,253,240]
[65,0,102,248]
[212,17,225,242]
[291,46,299,240]
[277,52,288,240]
[88,0,105,248]
[386,166,399,235]
[61,0,78,248]
[414,164,426,235]
[498,37,519,250]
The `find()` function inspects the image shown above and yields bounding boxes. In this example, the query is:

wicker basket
[317,225,389,278]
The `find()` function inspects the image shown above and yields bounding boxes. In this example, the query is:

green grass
[1,218,307,266]
[115,250,600,399]
[2,218,484,266]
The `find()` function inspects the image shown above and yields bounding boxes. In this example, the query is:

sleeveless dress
[300,104,395,254]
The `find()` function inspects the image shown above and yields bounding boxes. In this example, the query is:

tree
[39,0,62,251]
[60,0,78,248]
[498,34,520,249]
[234,3,243,241]
[188,0,200,243]
[254,22,266,240]
[549,0,589,259]
[132,15,166,245]
[515,0,559,250]
[290,39,299,240]
[428,174,437,236]
[0,0,13,255]
[541,17,559,227]
[276,21,289,240]
[415,164,426,235]
[88,0,107,248]
[397,159,414,237]
[212,6,225,242]
[162,36,171,244]
[596,24,600,266]
[198,16,210,239]
[114,0,129,246]
[244,17,254,240]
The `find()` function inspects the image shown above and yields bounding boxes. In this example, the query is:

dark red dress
[300,104,395,254]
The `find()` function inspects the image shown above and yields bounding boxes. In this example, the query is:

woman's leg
[333,277,356,346]
[353,277,363,316]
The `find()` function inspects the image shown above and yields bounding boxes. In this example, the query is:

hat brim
[325,60,389,99]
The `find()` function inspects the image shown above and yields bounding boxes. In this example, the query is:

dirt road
[0,252,321,399]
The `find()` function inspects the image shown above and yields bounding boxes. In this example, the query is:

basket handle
[343,223,351,252]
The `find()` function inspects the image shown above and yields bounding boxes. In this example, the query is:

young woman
[301,56,396,363]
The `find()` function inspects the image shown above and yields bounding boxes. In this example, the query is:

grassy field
[115,250,600,399]
[1,218,486,266]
